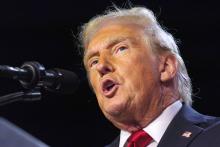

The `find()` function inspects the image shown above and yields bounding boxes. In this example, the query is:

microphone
[0,61,80,94]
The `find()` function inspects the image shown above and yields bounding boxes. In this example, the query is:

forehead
[84,23,145,60]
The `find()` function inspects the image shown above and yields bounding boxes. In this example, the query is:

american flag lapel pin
[182,131,192,138]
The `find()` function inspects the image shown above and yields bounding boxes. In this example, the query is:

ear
[159,54,178,82]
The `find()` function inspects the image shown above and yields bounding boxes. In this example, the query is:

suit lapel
[158,105,205,147]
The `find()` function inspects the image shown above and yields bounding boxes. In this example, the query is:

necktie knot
[126,130,152,147]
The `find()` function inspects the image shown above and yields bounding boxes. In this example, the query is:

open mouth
[101,79,119,97]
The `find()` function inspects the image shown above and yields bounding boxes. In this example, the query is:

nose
[96,56,113,77]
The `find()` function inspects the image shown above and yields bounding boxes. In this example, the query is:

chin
[103,99,128,119]
[104,105,134,130]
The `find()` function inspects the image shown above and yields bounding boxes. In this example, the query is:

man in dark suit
[79,6,220,147]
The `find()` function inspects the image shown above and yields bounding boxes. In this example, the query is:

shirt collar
[119,100,182,147]
[143,100,182,143]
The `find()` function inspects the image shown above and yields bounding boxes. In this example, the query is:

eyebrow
[84,37,127,62]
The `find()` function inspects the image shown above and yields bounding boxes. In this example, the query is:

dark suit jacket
[106,105,220,147]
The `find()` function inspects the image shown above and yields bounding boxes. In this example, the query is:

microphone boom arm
[0,88,41,106]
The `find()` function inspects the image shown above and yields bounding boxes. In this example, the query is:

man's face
[84,22,163,131]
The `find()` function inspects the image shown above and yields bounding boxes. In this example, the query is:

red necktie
[126,130,153,147]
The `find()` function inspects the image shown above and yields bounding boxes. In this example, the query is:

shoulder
[173,104,220,128]
[189,121,220,147]
[158,104,220,147]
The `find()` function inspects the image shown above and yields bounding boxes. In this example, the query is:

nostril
[97,63,113,76]
[100,66,111,76]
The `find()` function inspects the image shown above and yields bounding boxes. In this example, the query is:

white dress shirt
[119,100,182,147]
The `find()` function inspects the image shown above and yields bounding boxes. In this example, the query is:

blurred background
[0,0,219,146]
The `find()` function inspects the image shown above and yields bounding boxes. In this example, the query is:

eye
[89,58,99,68]
[119,46,127,51]
[116,46,128,53]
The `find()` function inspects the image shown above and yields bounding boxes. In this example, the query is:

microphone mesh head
[52,68,80,94]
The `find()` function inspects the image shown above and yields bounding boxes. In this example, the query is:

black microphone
[0,61,80,94]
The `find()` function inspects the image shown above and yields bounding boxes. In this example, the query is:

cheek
[126,61,158,97]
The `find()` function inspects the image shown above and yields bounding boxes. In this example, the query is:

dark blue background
[0,0,219,146]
